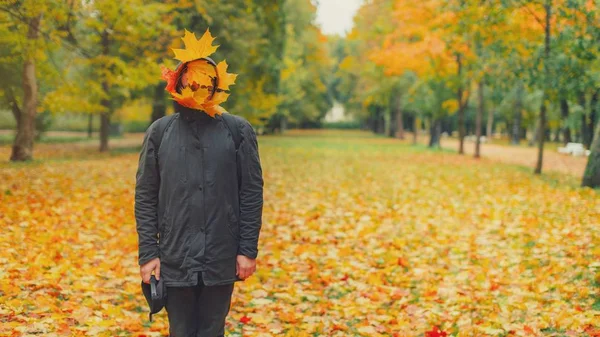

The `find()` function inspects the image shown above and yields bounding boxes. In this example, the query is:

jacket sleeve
[135,121,161,266]
[237,119,264,259]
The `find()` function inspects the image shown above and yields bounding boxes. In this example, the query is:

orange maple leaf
[171,87,199,108]
[160,66,178,93]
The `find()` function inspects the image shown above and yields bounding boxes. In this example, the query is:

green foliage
[0,0,68,118]
[42,1,173,116]
[1,0,336,140]
[322,121,361,130]
[275,0,333,129]
[122,120,150,133]
[179,0,286,126]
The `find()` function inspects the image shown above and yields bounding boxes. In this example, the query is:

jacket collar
[173,101,214,123]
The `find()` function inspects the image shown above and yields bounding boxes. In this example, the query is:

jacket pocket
[226,204,240,240]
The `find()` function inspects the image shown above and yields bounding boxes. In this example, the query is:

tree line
[330,0,600,187]
[0,0,333,158]
[3,0,600,188]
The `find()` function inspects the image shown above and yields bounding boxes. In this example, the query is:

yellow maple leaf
[216,61,237,91]
[186,59,217,87]
[210,91,230,105]
[193,87,211,104]
[201,103,226,117]
[172,29,219,63]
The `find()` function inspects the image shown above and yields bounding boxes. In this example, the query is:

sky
[315,0,364,36]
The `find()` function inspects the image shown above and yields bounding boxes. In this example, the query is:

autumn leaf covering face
[160,29,238,117]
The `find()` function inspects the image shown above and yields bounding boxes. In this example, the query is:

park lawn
[0,130,598,337]
[0,134,95,146]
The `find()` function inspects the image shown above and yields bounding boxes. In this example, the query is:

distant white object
[558,142,590,157]
[324,101,351,122]
[441,132,448,138]
[465,135,486,143]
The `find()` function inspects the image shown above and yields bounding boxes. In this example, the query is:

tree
[582,118,600,188]
[336,0,399,134]
[371,0,470,148]
[43,1,171,151]
[533,0,552,174]
[0,1,66,161]
[277,0,333,130]
[12,12,40,161]
[172,0,285,128]
[475,79,484,158]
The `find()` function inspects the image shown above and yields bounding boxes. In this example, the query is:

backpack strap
[220,113,243,189]
[220,113,242,151]
[154,114,177,158]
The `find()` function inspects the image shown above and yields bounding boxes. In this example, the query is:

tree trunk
[384,107,391,137]
[529,123,538,147]
[413,116,418,145]
[560,98,571,144]
[88,114,93,138]
[429,118,441,148]
[582,117,600,187]
[535,0,551,175]
[475,80,484,158]
[11,15,42,162]
[512,81,523,145]
[7,88,22,130]
[535,103,546,173]
[585,91,598,149]
[395,95,404,139]
[369,111,377,133]
[377,107,385,134]
[579,92,592,148]
[151,82,167,123]
[99,113,110,151]
[486,107,494,138]
[456,53,466,154]
[396,109,404,139]
[100,29,111,152]
[280,114,287,134]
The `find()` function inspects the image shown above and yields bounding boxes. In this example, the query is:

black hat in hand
[141,275,167,322]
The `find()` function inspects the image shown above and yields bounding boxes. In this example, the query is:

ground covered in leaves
[0,130,599,337]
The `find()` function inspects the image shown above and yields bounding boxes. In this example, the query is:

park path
[424,135,588,178]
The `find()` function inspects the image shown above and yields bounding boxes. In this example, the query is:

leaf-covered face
[160,29,237,117]
[181,59,217,103]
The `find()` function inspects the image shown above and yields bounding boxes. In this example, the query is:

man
[134,29,264,337]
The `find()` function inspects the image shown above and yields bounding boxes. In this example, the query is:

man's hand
[236,255,256,280]
[140,257,160,284]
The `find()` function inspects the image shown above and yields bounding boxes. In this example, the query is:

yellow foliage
[114,99,174,123]
[441,99,459,114]
[0,130,598,336]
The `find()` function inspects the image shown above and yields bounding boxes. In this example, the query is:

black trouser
[165,273,235,337]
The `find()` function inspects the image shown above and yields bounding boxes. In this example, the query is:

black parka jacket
[134,103,264,287]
